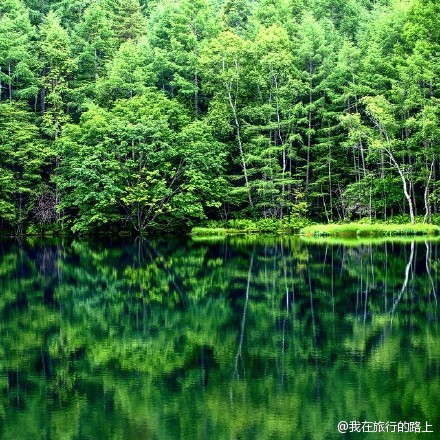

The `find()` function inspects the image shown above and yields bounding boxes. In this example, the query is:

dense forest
[0,0,439,235]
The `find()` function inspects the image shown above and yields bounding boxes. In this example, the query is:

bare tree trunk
[274,74,285,219]
[359,139,367,179]
[8,62,12,102]
[328,143,333,222]
[369,178,372,222]
[434,161,438,215]
[306,71,312,193]
[322,184,330,222]
[228,89,253,209]
[40,87,46,114]
[424,158,434,223]
[385,146,415,224]
[224,58,254,210]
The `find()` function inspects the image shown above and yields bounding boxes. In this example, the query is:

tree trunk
[274,74,285,219]
[40,87,46,114]
[306,82,312,192]
[328,147,333,221]
[194,43,199,115]
[386,148,415,224]
[224,57,253,210]
[390,241,415,320]
[8,63,12,102]
[424,158,434,223]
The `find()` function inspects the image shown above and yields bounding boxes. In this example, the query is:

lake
[0,236,439,439]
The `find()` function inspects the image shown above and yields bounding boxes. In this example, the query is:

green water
[0,237,439,439]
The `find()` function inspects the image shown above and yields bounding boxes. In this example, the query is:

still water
[0,236,439,439]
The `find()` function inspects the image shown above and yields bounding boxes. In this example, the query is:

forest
[0,0,439,235]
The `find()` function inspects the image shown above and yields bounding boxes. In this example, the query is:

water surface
[0,237,439,439]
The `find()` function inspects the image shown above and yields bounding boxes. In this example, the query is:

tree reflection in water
[0,237,439,439]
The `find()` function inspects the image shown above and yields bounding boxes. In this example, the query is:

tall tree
[56,91,227,233]
[147,0,218,112]
[71,0,117,100]
[112,0,147,42]
[0,0,38,103]
[38,11,73,139]
[0,104,54,233]
[245,24,303,218]
[362,95,416,223]
[222,0,254,35]
[200,31,255,212]
[294,15,336,201]
[95,37,155,103]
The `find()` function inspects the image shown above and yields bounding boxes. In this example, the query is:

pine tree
[112,0,147,42]
[0,0,38,103]
[200,31,255,212]
[147,0,218,112]
[73,0,117,86]
[39,11,73,138]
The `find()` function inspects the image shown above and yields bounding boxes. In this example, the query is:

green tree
[95,37,155,103]
[200,31,255,211]
[245,24,303,218]
[294,14,337,204]
[147,0,218,112]
[54,105,123,233]
[112,0,147,42]
[56,91,227,233]
[0,104,54,233]
[0,0,38,103]
[222,0,254,35]
[71,0,117,104]
[39,11,73,139]
[362,95,416,223]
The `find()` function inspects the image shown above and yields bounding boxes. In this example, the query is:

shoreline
[191,222,440,238]
[300,223,440,237]
[2,222,439,239]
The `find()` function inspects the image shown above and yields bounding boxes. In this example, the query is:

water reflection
[0,237,439,439]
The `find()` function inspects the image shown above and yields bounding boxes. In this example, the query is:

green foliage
[39,11,74,138]
[192,215,312,235]
[112,0,147,42]
[95,37,155,102]
[301,222,440,237]
[191,226,227,236]
[55,92,227,233]
[1,0,440,234]
[0,103,54,233]
[70,1,117,103]
[0,0,39,102]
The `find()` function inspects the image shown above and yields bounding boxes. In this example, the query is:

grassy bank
[190,227,228,236]
[191,217,311,236]
[300,223,440,237]
[192,220,440,238]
